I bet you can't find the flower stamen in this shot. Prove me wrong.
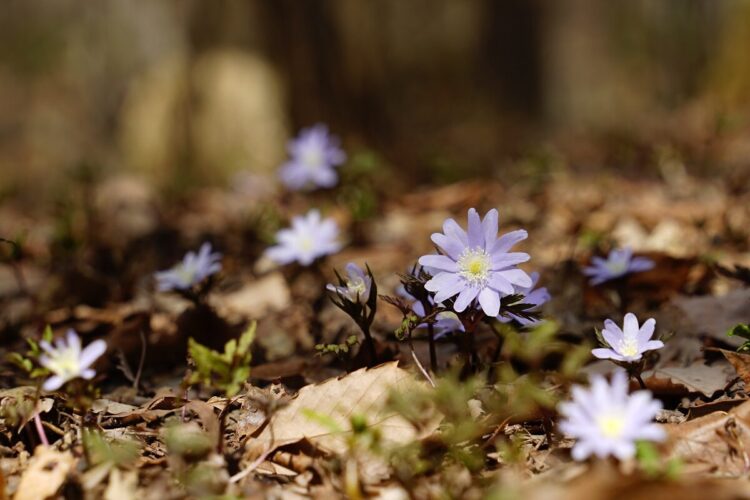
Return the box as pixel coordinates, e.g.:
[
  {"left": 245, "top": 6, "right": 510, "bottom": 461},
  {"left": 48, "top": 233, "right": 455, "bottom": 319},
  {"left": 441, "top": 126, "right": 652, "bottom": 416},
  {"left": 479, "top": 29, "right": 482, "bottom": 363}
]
[{"left": 458, "top": 247, "right": 491, "bottom": 287}]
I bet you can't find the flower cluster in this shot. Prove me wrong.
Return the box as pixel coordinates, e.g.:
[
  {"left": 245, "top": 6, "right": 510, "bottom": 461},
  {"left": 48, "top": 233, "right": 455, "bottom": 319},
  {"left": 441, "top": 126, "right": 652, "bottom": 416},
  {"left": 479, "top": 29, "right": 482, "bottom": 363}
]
[
  {"left": 279, "top": 124, "right": 346, "bottom": 191},
  {"left": 583, "top": 247, "right": 654, "bottom": 285},
  {"left": 419, "top": 208, "right": 531, "bottom": 317},
  {"left": 558, "top": 370, "right": 665, "bottom": 460},
  {"left": 155, "top": 242, "right": 222, "bottom": 292},
  {"left": 39, "top": 329, "right": 107, "bottom": 391},
  {"left": 265, "top": 209, "right": 341, "bottom": 266}
]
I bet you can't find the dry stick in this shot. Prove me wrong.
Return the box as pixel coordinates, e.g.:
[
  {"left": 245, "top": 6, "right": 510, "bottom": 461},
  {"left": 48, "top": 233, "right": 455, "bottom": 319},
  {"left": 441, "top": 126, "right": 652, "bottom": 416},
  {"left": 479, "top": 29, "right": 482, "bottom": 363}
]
[
  {"left": 133, "top": 330, "right": 147, "bottom": 391},
  {"left": 229, "top": 425, "right": 276, "bottom": 483},
  {"left": 408, "top": 336, "right": 435, "bottom": 388}
]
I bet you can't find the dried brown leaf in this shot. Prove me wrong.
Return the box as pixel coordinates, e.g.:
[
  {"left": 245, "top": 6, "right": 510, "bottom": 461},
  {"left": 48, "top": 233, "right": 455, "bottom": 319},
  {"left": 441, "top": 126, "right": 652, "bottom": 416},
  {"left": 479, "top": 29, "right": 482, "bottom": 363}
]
[{"left": 247, "top": 362, "right": 435, "bottom": 459}]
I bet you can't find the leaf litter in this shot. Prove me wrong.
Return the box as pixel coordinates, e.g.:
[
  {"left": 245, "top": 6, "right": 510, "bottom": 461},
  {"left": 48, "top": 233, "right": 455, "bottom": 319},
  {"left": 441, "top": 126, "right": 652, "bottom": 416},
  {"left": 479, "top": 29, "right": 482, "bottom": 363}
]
[{"left": 0, "top": 162, "right": 750, "bottom": 498}]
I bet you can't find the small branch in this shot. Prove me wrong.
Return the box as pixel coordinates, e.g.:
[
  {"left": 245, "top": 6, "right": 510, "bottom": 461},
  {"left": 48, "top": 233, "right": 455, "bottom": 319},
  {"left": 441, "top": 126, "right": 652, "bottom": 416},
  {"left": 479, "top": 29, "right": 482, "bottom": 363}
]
[{"left": 408, "top": 336, "right": 435, "bottom": 388}]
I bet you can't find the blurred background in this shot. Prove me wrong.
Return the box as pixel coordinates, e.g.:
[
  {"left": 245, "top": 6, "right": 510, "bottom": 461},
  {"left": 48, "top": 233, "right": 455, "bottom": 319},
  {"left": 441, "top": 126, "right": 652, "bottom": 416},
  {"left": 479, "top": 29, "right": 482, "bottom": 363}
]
[{"left": 2, "top": 0, "right": 750, "bottom": 202}]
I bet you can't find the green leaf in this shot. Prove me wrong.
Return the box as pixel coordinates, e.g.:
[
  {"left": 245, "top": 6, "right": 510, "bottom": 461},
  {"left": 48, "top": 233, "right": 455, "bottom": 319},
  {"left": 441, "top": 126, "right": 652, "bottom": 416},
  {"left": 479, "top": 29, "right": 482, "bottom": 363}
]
[{"left": 187, "top": 322, "right": 256, "bottom": 397}]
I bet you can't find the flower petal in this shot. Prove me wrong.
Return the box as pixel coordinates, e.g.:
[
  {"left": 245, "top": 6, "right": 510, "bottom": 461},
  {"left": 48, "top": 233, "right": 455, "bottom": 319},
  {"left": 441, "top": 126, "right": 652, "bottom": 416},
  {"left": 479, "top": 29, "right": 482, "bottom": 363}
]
[
  {"left": 466, "top": 209, "right": 483, "bottom": 248},
  {"left": 623, "top": 313, "right": 639, "bottom": 337},
  {"left": 418, "top": 254, "right": 459, "bottom": 272},
  {"left": 79, "top": 339, "right": 107, "bottom": 369},
  {"left": 477, "top": 288, "right": 500, "bottom": 316},
  {"left": 43, "top": 375, "right": 66, "bottom": 392},
  {"left": 481, "top": 209, "right": 499, "bottom": 251},
  {"left": 492, "top": 229, "right": 527, "bottom": 253},
  {"left": 453, "top": 286, "right": 480, "bottom": 312},
  {"left": 636, "top": 318, "right": 656, "bottom": 344},
  {"left": 442, "top": 218, "right": 468, "bottom": 245},
  {"left": 431, "top": 233, "right": 464, "bottom": 260}
]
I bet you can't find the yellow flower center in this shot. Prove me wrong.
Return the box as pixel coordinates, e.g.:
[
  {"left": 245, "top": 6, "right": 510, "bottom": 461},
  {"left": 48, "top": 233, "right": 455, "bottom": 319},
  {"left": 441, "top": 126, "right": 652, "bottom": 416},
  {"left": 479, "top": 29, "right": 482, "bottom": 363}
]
[
  {"left": 620, "top": 337, "right": 639, "bottom": 357},
  {"left": 347, "top": 278, "right": 367, "bottom": 298},
  {"left": 47, "top": 350, "right": 81, "bottom": 378},
  {"left": 302, "top": 149, "right": 323, "bottom": 169},
  {"left": 597, "top": 415, "right": 625, "bottom": 438},
  {"left": 605, "top": 259, "right": 628, "bottom": 276},
  {"left": 458, "top": 248, "right": 491, "bottom": 287},
  {"left": 299, "top": 237, "right": 314, "bottom": 252}
]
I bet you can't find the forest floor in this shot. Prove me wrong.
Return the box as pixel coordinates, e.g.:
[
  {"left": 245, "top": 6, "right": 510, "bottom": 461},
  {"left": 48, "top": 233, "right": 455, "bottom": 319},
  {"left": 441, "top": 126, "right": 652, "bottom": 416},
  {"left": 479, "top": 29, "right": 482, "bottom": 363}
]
[{"left": 1, "top": 161, "right": 750, "bottom": 499}]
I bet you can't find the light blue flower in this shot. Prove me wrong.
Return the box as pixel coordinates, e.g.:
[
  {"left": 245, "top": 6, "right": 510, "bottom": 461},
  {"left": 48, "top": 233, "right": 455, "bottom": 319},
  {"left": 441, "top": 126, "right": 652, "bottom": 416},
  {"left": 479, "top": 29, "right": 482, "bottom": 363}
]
[
  {"left": 497, "top": 272, "right": 550, "bottom": 327},
  {"left": 279, "top": 124, "right": 346, "bottom": 190},
  {"left": 418, "top": 208, "right": 531, "bottom": 317},
  {"left": 327, "top": 263, "right": 372, "bottom": 304},
  {"left": 592, "top": 312, "right": 664, "bottom": 363},
  {"left": 583, "top": 247, "right": 654, "bottom": 285},
  {"left": 39, "top": 329, "right": 107, "bottom": 391},
  {"left": 265, "top": 209, "right": 341, "bottom": 266},
  {"left": 558, "top": 370, "right": 665, "bottom": 461},
  {"left": 154, "top": 242, "right": 222, "bottom": 291}
]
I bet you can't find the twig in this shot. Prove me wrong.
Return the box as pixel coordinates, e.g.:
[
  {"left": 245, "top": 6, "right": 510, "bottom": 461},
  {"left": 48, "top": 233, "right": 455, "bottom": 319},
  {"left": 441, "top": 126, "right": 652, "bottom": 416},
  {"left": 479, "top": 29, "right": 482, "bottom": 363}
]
[
  {"left": 133, "top": 330, "right": 147, "bottom": 391},
  {"left": 408, "top": 337, "right": 435, "bottom": 388},
  {"left": 229, "top": 425, "right": 276, "bottom": 483}
]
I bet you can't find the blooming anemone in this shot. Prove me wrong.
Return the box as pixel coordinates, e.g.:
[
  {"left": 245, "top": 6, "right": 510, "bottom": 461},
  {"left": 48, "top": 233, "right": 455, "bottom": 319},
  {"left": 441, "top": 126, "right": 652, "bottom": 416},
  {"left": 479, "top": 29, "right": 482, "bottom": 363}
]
[
  {"left": 558, "top": 370, "right": 665, "bottom": 460},
  {"left": 279, "top": 124, "right": 346, "bottom": 190},
  {"left": 592, "top": 312, "right": 664, "bottom": 363},
  {"left": 497, "top": 271, "right": 550, "bottom": 327},
  {"left": 265, "top": 209, "right": 342, "bottom": 266},
  {"left": 418, "top": 208, "right": 532, "bottom": 317},
  {"left": 583, "top": 247, "right": 654, "bottom": 285},
  {"left": 327, "top": 263, "right": 372, "bottom": 304},
  {"left": 155, "top": 242, "right": 222, "bottom": 292},
  {"left": 39, "top": 329, "right": 107, "bottom": 391}
]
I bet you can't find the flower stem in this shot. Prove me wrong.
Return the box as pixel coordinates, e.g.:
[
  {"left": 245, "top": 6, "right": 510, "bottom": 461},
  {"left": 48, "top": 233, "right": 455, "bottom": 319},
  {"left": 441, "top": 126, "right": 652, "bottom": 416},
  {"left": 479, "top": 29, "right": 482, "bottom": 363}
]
[
  {"left": 33, "top": 411, "right": 49, "bottom": 447},
  {"left": 427, "top": 322, "right": 437, "bottom": 373}
]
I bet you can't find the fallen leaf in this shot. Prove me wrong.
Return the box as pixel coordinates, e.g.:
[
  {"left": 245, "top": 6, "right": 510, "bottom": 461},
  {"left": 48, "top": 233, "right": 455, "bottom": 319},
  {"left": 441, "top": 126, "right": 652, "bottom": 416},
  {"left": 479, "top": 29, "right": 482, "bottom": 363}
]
[
  {"left": 13, "top": 446, "right": 76, "bottom": 500},
  {"left": 209, "top": 272, "right": 290, "bottom": 321},
  {"left": 643, "top": 362, "right": 736, "bottom": 397},
  {"left": 670, "top": 288, "right": 750, "bottom": 343},
  {"left": 666, "top": 400, "right": 750, "bottom": 476},
  {"left": 247, "top": 362, "right": 435, "bottom": 459}
]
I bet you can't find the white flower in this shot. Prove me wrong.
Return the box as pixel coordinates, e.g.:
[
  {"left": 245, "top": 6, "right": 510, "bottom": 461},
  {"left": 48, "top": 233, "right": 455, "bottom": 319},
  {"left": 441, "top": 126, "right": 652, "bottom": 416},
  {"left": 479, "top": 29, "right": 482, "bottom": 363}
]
[
  {"left": 558, "top": 370, "right": 665, "bottom": 461},
  {"left": 592, "top": 312, "right": 664, "bottom": 363},
  {"left": 265, "top": 209, "right": 342, "bottom": 266},
  {"left": 39, "top": 329, "right": 107, "bottom": 391}
]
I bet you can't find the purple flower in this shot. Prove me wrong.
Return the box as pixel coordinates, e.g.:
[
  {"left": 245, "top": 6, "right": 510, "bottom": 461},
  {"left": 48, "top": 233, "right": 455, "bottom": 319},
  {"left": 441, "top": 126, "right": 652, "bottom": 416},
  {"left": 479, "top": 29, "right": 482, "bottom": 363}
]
[
  {"left": 279, "top": 124, "right": 346, "bottom": 190},
  {"left": 583, "top": 247, "right": 654, "bottom": 285},
  {"left": 592, "top": 312, "right": 664, "bottom": 363},
  {"left": 558, "top": 370, "right": 665, "bottom": 461},
  {"left": 265, "top": 209, "right": 342, "bottom": 266},
  {"left": 397, "top": 286, "right": 465, "bottom": 338},
  {"left": 39, "top": 329, "right": 107, "bottom": 391},
  {"left": 418, "top": 208, "right": 532, "bottom": 317},
  {"left": 154, "top": 242, "right": 222, "bottom": 292},
  {"left": 327, "top": 263, "right": 372, "bottom": 304},
  {"left": 497, "top": 271, "right": 550, "bottom": 327}
]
